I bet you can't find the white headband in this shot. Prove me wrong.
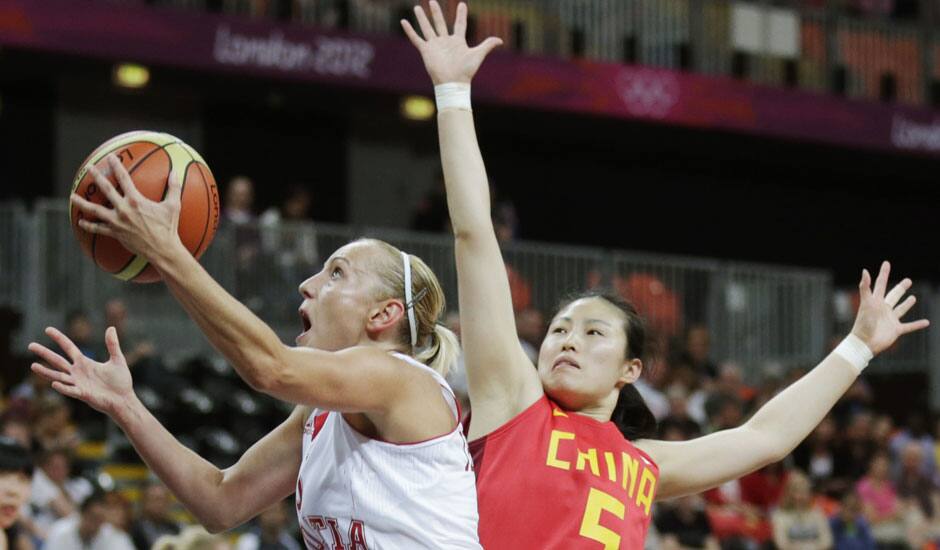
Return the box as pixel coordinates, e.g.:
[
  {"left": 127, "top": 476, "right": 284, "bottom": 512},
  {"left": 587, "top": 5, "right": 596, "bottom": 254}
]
[{"left": 402, "top": 251, "right": 418, "bottom": 347}]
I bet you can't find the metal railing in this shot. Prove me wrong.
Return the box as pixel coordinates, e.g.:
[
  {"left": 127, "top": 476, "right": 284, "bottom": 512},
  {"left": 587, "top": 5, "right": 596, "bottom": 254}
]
[
  {"left": 0, "top": 199, "right": 844, "bottom": 381},
  {"left": 121, "top": 0, "right": 940, "bottom": 107}
]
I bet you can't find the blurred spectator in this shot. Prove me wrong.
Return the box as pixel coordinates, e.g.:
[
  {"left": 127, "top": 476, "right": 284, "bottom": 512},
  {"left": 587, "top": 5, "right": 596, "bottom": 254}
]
[
  {"left": 222, "top": 176, "right": 261, "bottom": 278},
  {"left": 834, "top": 411, "right": 877, "bottom": 482},
  {"left": 44, "top": 487, "right": 134, "bottom": 550},
  {"left": 657, "top": 384, "right": 702, "bottom": 440},
  {"left": 870, "top": 414, "right": 895, "bottom": 451},
  {"left": 703, "top": 391, "right": 743, "bottom": 434},
  {"left": 895, "top": 441, "right": 936, "bottom": 518},
  {"left": 130, "top": 481, "right": 180, "bottom": 550},
  {"left": 619, "top": 274, "right": 681, "bottom": 339},
  {"left": 8, "top": 374, "right": 50, "bottom": 412},
  {"left": 889, "top": 413, "right": 936, "bottom": 480},
  {"left": 829, "top": 491, "right": 876, "bottom": 550},
  {"left": 831, "top": 379, "right": 873, "bottom": 426},
  {"left": 515, "top": 308, "right": 544, "bottom": 364},
  {"left": 634, "top": 377, "right": 669, "bottom": 423},
  {"left": 703, "top": 475, "right": 773, "bottom": 547},
  {"left": 104, "top": 491, "right": 133, "bottom": 535},
  {"left": 27, "top": 447, "right": 93, "bottom": 536},
  {"left": 259, "top": 184, "right": 318, "bottom": 265},
  {"left": 793, "top": 416, "right": 838, "bottom": 492},
  {"left": 491, "top": 185, "right": 530, "bottom": 313},
  {"left": 235, "top": 500, "right": 300, "bottom": 550},
  {"left": 740, "top": 463, "right": 788, "bottom": 513},
  {"left": 31, "top": 397, "right": 80, "bottom": 452},
  {"left": 490, "top": 183, "right": 518, "bottom": 243},
  {"left": 258, "top": 184, "right": 320, "bottom": 318},
  {"left": 678, "top": 325, "right": 719, "bottom": 380},
  {"left": 0, "top": 306, "right": 28, "bottom": 397},
  {"left": 65, "top": 310, "right": 99, "bottom": 361},
  {"left": 713, "top": 363, "right": 756, "bottom": 407},
  {"left": 856, "top": 451, "right": 908, "bottom": 548},
  {"left": 103, "top": 299, "right": 155, "bottom": 370},
  {"left": 771, "top": 470, "right": 833, "bottom": 549},
  {"left": 0, "top": 416, "right": 32, "bottom": 451},
  {"left": 222, "top": 176, "right": 257, "bottom": 227},
  {"left": 0, "top": 437, "right": 33, "bottom": 550},
  {"left": 410, "top": 173, "right": 449, "bottom": 232},
  {"left": 655, "top": 495, "right": 719, "bottom": 550}
]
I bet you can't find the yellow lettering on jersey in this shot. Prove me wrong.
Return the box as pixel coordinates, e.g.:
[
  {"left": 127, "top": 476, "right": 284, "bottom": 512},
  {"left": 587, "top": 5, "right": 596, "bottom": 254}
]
[
  {"left": 546, "top": 430, "right": 575, "bottom": 470},
  {"left": 576, "top": 448, "right": 600, "bottom": 477},
  {"left": 579, "top": 488, "right": 625, "bottom": 550},
  {"left": 635, "top": 467, "right": 657, "bottom": 516},
  {"left": 552, "top": 408, "right": 568, "bottom": 417},
  {"left": 621, "top": 453, "right": 639, "bottom": 498},
  {"left": 603, "top": 451, "right": 617, "bottom": 482}
]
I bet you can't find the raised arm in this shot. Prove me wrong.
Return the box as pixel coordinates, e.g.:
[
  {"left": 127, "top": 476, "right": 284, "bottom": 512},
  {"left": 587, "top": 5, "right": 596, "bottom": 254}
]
[
  {"left": 70, "top": 157, "right": 432, "bottom": 414},
  {"left": 638, "top": 262, "right": 929, "bottom": 500},
  {"left": 402, "top": 1, "right": 542, "bottom": 438},
  {"left": 29, "top": 327, "right": 301, "bottom": 533}
]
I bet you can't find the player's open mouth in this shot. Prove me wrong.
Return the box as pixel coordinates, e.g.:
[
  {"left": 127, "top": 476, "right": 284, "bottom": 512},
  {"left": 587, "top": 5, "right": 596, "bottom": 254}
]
[
  {"left": 552, "top": 356, "right": 581, "bottom": 370},
  {"left": 297, "top": 309, "right": 312, "bottom": 342}
]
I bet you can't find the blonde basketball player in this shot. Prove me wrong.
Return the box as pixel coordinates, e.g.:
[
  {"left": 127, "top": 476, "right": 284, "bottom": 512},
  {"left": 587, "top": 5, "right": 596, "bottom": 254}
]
[
  {"left": 403, "top": 2, "right": 930, "bottom": 547},
  {"left": 31, "top": 156, "right": 480, "bottom": 549}
]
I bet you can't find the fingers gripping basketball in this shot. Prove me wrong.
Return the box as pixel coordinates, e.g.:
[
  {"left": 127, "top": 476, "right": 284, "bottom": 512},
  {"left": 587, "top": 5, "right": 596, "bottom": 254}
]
[{"left": 70, "top": 131, "right": 220, "bottom": 283}]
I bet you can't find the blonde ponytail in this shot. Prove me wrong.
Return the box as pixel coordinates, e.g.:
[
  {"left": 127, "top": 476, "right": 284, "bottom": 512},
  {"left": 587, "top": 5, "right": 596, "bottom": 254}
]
[{"left": 416, "top": 324, "right": 460, "bottom": 377}]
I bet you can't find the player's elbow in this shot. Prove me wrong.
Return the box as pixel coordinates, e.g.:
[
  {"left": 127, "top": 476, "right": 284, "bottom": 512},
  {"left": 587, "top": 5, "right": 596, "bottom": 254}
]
[{"left": 755, "top": 434, "right": 791, "bottom": 466}]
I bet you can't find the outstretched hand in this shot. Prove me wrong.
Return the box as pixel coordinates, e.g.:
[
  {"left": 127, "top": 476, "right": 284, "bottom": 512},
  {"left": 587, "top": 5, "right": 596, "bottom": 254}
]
[
  {"left": 852, "top": 261, "right": 929, "bottom": 355},
  {"left": 401, "top": 1, "right": 503, "bottom": 85},
  {"left": 70, "top": 154, "right": 184, "bottom": 262},
  {"left": 28, "top": 327, "right": 136, "bottom": 417}
]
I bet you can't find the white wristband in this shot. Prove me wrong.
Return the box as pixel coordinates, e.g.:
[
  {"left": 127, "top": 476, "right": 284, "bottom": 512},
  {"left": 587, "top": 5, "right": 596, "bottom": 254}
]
[
  {"left": 833, "top": 334, "right": 874, "bottom": 375},
  {"left": 435, "top": 82, "right": 471, "bottom": 111}
]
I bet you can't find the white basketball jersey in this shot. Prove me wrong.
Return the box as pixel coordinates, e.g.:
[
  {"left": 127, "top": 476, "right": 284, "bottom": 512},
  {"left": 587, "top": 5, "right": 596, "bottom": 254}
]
[{"left": 295, "top": 353, "right": 481, "bottom": 550}]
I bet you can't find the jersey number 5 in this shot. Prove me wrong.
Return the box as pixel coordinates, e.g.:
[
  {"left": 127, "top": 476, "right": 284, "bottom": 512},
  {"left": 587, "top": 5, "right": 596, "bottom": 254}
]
[{"left": 578, "top": 487, "right": 625, "bottom": 550}]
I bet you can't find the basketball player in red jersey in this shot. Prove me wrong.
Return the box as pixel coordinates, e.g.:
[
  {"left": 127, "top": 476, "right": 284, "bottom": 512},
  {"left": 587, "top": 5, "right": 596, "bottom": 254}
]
[
  {"left": 30, "top": 159, "right": 481, "bottom": 548},
  {"left": 403, "top": 3, "right": 929, "bottom": 548}
]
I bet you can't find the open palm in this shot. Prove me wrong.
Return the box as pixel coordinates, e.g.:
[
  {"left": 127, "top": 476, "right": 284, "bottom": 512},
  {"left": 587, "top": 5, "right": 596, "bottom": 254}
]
[
  {"left": 401, "top": 1, "right": 502, "bottom": 85},
  {"left": 851, "top": 261, "right": 929, "bottom": 355},
  {"left": 29, "top": 326, "right": 135, "bottom": 416}
]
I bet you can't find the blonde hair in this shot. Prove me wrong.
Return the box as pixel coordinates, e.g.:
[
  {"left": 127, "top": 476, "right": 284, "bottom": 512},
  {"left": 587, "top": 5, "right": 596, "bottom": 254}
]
[
  {"left": 359, "top": 238, "right": 460, "bottom": 377},
  {"left": 778, "top": 470, "right": 812, "bottom": 511}
]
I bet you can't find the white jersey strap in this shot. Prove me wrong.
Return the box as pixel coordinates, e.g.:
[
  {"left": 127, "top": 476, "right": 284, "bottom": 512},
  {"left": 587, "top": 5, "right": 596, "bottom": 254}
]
[{"left": 391, "top": 352, "right": 459, "bottom": 422}]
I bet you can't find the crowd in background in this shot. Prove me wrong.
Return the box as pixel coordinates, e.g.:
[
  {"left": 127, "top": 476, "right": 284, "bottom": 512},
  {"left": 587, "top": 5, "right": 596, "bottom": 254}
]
[{"left": 0, "top": 175, "right": 937, "bottom": 550}]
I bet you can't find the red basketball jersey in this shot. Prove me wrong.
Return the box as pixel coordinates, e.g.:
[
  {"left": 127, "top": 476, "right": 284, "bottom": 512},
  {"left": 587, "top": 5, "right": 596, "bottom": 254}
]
[{"left": 470, "top": 395, "right": 659, "bottom": 549}]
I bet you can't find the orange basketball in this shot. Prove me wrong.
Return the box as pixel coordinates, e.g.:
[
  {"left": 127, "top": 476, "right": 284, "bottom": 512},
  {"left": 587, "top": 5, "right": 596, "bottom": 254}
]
[{"left": 69, "top": 131, "right": 220, "bottom": 283}]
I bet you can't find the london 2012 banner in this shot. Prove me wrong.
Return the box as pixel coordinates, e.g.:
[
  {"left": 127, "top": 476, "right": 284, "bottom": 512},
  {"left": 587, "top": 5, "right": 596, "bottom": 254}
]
[{"left": 1, "top": 0, "right": 938, "bottom": 156}]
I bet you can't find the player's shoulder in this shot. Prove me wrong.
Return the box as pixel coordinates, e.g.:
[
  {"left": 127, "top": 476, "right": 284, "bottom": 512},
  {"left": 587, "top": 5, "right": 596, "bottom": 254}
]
[{"left": 339, "top": 346, "right": 427, "bottom": 377}]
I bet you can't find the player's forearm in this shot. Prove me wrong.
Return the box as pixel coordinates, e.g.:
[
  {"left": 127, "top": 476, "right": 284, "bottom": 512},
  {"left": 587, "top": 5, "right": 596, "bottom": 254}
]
[
  {"left": 437, "top": 108, "right": 494, "bottom": 240},
  {"left": 112, "top": 394, "right": 233, "bottom": 531},
  {"left": 150, "top": 241, "right": 286, "bottom": 390},
  {"left": 744, "top": 349, "right": 857, "bottom": 462}
]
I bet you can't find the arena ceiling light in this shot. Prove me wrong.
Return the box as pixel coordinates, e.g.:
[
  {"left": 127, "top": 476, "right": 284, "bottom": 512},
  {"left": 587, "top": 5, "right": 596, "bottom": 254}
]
[
  {"left": 113, "top": 62, "right": 150, "bottom": 89},
  {"left": 401, "top": 95, "right": 435, "bottom": 121}
]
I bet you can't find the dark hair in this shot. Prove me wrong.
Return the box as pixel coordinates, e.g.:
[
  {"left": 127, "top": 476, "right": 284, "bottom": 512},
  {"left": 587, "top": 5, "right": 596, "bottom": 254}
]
[
  {"left": 80, "top": 484, "right": 108, "bottom": 513},
  {"left": 554, "top": 289, "right": 657, "bottom": 440},
  {"left": 0, "top": 437, "right": 33, "bottom": 476}
]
